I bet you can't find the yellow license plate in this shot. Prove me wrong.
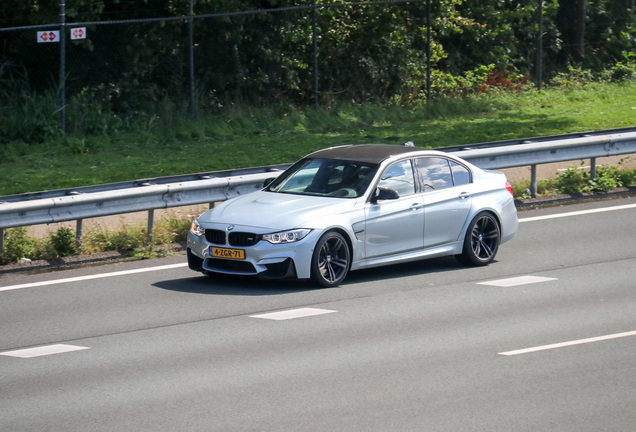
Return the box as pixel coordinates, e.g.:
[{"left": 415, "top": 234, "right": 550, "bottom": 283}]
[{"left": 210, "top": 247, "right": 245, "bottom": 260}]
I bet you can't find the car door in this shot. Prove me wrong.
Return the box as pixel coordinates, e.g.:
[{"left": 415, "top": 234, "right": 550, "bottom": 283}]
[
  {"left": 363, "top": 159, "right": 425, "bottom": 259},
  {"left": 415, "top": 157, "right": 473, "bottom": 248}
]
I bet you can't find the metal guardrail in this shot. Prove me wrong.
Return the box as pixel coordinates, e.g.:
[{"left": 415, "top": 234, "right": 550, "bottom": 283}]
[
  {"left": 453, "top": 129, "right": 636, "bottom": 193},
  {"left": 452, "top": 131, "right": 636, "bottom": 168},
  {"left": 0, "top": 168, "right": 289, "bottom": 253},
  {"left": 1, "top": 129, "right": 636, "bottom": 253},
  {"left": 0, "top": 164, "right": 291, "bottom": 204},
  {"left": 440, "top": 126, "right": 636, "bottom": 153}
]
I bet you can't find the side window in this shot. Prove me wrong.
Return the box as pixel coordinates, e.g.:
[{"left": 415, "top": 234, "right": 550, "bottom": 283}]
[
  {"left": 416, "top": 157, "right": 453, "bottom": 191},
  {"left": 378, "top": 160, "right": 415, "bottom": 197},
  {"left": 450, "top": 161, "right": 471, "bottom": 186}
]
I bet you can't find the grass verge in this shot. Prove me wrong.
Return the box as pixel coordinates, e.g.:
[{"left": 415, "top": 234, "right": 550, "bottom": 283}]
[{"left": 1, "top": 81, "right": 635, "bottom": 195}]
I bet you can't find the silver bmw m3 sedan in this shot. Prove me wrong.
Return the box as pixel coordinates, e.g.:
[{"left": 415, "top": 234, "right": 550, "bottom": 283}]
[{"left": 187, "top": 144, "right": 518, "bottom": 287}]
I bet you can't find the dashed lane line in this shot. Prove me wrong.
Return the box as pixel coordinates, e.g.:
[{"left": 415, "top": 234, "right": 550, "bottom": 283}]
[
  {"left": 499, "top": 330, "right": 636, "bottom": 356},
  {"left": 477, "top": 276, "right": 557, "bottom": 287},
  {"left": 250, "top": 308, "right": 337, "bottom": 321},
  {"left": 0, "top": 344, "right": 90, "bottom": 358}
]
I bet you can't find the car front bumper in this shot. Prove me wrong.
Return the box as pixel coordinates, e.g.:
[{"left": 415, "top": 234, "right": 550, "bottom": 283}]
[{"left": 186, "top": 226, "right": 320, "bottom": 280}]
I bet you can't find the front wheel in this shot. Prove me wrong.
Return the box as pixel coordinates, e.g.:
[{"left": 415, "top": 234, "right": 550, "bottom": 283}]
[
  {"left": 311, "top": 231, "right": 351, "bottom": 287},
  {"left": 456, "top": 212, "right": 500, "bottom": 266}
]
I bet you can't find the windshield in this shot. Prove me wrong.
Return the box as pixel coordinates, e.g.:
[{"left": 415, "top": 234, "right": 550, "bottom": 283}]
[{"left": 266, "top": 158, "right": 378, "bottom": 198}]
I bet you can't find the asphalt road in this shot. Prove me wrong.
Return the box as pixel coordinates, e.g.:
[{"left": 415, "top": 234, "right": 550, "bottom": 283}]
[{"left": 1, "top": 197, "right": 635, "bottom": 431}]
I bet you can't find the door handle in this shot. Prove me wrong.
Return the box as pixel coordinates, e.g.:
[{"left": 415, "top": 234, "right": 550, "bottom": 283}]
[
  {"left": 458, "top": 192, "right": 471, "bottom": 199},
  {"left": 410, "top": 203, "right": 424, "bottom": 210}
]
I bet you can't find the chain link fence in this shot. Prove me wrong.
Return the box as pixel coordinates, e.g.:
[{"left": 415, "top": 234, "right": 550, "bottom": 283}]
[{"left": 1, "top": 1, "right": 634, "bottom": 135}]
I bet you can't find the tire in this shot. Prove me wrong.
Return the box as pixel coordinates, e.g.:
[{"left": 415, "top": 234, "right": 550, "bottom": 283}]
[
  {"left": 457, "top": 212, "right": 500, "bottom": 266},
  {"left": 311, "top": 231, "right": 351, "bottom": 287}
]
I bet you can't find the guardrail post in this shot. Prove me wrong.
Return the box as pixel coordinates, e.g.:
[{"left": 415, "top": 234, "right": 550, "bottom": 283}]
[
  {"left": 76, "top": 219, "right": 83, "bottom": 252},
  {"left": 590, "top": 157, "right": 597, "bottom": 180},
  {"left": 147, "top": 209, "right": 154, "bottom": 243},
  {"left": 530, "top": 164, "right": 538, "bottom": 196}
]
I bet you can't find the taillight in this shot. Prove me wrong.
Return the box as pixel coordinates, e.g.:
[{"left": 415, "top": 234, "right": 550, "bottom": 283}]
[{"left": 505, "top": 181, "right": 514, "bottom": 196}]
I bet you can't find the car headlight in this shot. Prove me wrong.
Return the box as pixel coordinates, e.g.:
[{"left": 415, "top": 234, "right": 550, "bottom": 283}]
[
  {"left": 190, "top": 220, "right": 205, "bottom": 237},
  {"left": 262, "top": 229, "right": 311, "bottom": 244}
]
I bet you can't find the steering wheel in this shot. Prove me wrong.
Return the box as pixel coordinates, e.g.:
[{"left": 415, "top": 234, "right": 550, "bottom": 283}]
[{"left": 328, "top": 188, "right": 357, "bottom": 197}]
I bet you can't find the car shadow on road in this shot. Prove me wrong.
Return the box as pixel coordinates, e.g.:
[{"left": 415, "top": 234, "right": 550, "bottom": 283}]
[
  {"left": 153, "top": 273, "right": 317, "bottom": 296},
  {"left": 343, "top": 256, "right": 469, "bottom": 285},
  {"left": 154, "top": 256, "right": 474, "bottom": 295}
]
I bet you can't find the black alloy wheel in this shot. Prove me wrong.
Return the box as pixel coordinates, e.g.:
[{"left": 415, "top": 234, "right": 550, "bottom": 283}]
[
  {"left": 457, "top": 212, "right": 500, "bottom": 266},
  {"left": 311, "top": 231, "right": 351, "bottom": 287}
]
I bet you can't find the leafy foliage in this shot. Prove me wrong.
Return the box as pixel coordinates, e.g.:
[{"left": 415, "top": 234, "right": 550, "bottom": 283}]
[
  {"left": 1, "top": 0, "right": 633, "bottom": 120},
  {"left": 557, "top": 161, "right": 627, "bottom": 194},
  {"left": 1, "top": 227, "right": 36, "bottom": 264},
  {"left": 50, "top": 227, "right": 79, "bottom": 257},
  {"left": 557, "top": 163, "right": 591, "bottom": 194},
  {"left": 0, "top": 215, "right": 194, "bottom": 264}
]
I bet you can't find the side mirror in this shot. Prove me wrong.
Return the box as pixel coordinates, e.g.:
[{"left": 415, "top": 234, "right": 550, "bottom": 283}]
[
  {"left": 372, "top": 187, "right": 399, "bottom": 202},
  {"left": 263, "top": 177, "right": 276, "bottom": 188}
]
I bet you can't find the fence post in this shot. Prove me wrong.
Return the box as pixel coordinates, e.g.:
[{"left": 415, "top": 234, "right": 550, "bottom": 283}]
[
  {"left": 531, "top": 164, "right": 538, "bottom": 196},
  {"left": 426, "top": 0, "right": 431, "bottom": 102},
  {"left": 188, "top": 0, "right": 196, "bottom": 117},
  {"left": 312, "top": 0, "right": 319, "bottom": 109},
  {"left": 537, "top": 0, "right": 543, "bottom": 90},
  {"left": 59, "top": 0, "right": 66, "bottom": 133}
]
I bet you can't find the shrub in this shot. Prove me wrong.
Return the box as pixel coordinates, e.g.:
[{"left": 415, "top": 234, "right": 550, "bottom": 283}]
[
  {"left": 556, "top": 163, "right": 589, "bottom": 194},
  {"left": 152, "top": 217, "right": 192, "bottom": 245},
  {"left": 555, "top": 162, "right": 627, "bottom": 194},
  {"left": 616, "top": 168, "right": 636, "bottom": 187},
  {"left": 511, "top": 179, "right": 559, "bottom": 199},
  {"left": 1, "top": 227, "right": 37, "bottom": 264},
  {"left": 82, "top": 226, "right": 146, "bottom": 253},
  {"left": 50, "top": 227, "right": 79, "bottom": 257},
  {"left": 588, "top": 165, "right": 622, "bottom": 193}
]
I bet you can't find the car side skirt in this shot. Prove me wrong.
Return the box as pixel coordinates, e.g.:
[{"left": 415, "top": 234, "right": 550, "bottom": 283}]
[{"left": 351, "top": 242, "right": 462, "bottom": 271}]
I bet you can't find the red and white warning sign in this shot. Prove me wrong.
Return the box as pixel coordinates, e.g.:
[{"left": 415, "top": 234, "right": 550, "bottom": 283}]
[
  {"left": 37, "top": 31, "right": 60, "bottom": 43},
  {"left": 70, "top": 27, "right": 87, "bottom": 40}
]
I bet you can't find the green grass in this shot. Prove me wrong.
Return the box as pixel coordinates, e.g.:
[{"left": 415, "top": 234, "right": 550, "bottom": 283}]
[{"left": 1, "top": 81, "right": 635, "bottom": 195}]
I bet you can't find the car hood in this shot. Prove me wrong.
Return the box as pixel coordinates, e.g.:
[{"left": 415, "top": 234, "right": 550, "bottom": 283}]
[{"left": 198, "top": 191, "right": 359, "bottom": 230}]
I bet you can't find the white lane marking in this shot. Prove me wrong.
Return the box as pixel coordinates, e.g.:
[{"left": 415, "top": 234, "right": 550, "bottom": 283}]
[
  {"left": 477, "top": 275, "right": 557, "bottom": 287},
  {"left": 250, "top": 308, "right": 337, "bottom": 321},
  {"left": 0, "top": 263, "right": 188, "bottom": 293},
  {"left": 0, "top": 344, "right": 90, "bottom": 358},
  {"left": 499, "top": 330, "right": 636, "bottom": 356},
  {"left": 519, "top": 203, "right": 636, "bottom": 223}
]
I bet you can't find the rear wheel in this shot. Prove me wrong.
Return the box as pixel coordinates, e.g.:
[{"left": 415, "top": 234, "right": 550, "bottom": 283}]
[
  {"left": 457, "top": 212, "right": 500, "bottom": 266},
  {"left": 311, "top": 231, "right": 351, "bottom": 287}
]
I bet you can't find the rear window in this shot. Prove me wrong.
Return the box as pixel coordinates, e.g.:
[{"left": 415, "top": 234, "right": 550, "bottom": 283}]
[{"left": 416, "top": 157, "right": 453, "bottom": 191}]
